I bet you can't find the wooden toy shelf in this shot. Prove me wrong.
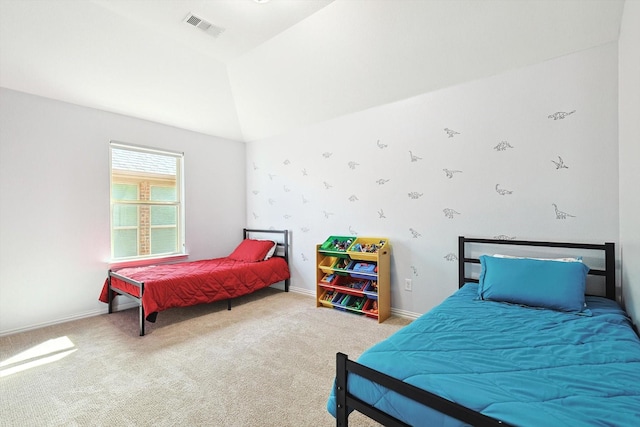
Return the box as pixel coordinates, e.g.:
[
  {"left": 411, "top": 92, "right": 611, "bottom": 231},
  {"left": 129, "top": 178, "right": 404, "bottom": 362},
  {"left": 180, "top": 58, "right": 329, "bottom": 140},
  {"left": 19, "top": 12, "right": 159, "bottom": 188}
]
[{"left": 315, "top": 236, "right": 391, "bottom": 323}]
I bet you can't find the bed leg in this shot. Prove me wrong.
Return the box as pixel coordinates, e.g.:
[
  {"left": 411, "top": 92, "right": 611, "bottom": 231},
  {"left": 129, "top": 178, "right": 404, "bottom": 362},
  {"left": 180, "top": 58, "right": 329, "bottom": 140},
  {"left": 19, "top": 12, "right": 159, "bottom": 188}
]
[
  {"left": 107, "top": 275, "right": 114, "bottom": 314},
  {"left": 227, "top": 299, "right": 231, "bottom": 311},
  {"left": 139, "top": 305, "right": 145, "bottom": 336},
  {"left": 336, "top": 352, "right": 349, "bottom": 427},
  {"left": 285, "top": 278, "right": 290, "bottom": 292}
]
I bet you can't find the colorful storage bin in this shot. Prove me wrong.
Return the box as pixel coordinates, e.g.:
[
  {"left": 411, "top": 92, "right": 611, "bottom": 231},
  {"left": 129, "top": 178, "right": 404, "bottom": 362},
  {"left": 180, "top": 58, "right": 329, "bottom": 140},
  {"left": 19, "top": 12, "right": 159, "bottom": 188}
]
[
  {"left": 319, "top": 236, "right": 356, "bottom": 255},
  {"left": 347, "top": 237, "right": 388, "bottom": 261},
  {"left": 332, "top": 276, "right": 369, "bottom": 295},
  {"left": 363, "top": 281, "right": 378, "bottom": 299},
  {"left": 331, "top": 292, "right": 351, "bottom": 311},
  {"left": 320, "top": 273, "right": 337, "bottom": 285},
  {"left": 345, "top": 296, "right": 366, "bottom": 311},
  {"left": 332, "top": 257, "right": 351, "bottom": 271},
  {"left": 362, "top": 298, "right": 379, "bottom": 318},
  {"left": 319, "top": 289, "right": 336, "bottom": 308},
  {"left": 348, "top": 261, "right": 377, "bottom": 279},
  {"left": 319, "top": 256, "right": 339, "bottom": 274}
]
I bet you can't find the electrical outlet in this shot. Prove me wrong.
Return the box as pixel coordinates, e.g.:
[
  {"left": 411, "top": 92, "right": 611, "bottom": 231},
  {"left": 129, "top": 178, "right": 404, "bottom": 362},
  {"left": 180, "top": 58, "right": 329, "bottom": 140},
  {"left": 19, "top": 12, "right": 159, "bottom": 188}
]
[{"left": 405, "top": 278, "right": 412, "bottom": 291}]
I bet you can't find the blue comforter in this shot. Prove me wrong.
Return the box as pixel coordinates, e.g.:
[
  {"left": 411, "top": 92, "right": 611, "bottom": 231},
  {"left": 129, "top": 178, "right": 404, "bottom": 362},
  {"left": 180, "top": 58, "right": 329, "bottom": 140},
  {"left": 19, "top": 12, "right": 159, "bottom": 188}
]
[{"left": 328, "top": 284, "right": 640, "bottom": 426}]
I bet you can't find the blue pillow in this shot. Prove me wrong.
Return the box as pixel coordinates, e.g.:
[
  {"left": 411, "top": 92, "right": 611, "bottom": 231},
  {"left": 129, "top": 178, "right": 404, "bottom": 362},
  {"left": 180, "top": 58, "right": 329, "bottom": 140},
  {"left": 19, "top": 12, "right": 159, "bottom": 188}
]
[{"left": 478, "top": 255, "right": 590, "bottom": 313}]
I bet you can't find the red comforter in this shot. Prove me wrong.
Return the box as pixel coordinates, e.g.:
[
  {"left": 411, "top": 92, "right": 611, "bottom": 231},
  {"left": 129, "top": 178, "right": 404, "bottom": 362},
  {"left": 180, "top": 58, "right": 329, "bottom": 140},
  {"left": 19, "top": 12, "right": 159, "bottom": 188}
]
[{"left": 99, "top": 256, "right": 290, "bottom": 316}]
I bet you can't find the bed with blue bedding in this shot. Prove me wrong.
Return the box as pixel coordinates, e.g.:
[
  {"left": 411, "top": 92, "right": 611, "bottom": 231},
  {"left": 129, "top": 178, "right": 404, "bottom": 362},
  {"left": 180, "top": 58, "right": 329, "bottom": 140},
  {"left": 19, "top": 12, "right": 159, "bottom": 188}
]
[{"left": 328, "top": 237, "right": 640, "bottom": 426}]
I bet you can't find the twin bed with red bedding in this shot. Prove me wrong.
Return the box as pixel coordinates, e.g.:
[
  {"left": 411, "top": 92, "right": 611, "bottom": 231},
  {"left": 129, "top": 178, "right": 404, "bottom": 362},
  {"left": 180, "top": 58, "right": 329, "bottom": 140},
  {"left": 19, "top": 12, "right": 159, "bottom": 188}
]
[{"left": 99, "top": 229, "right": 290, "bottom": 335}]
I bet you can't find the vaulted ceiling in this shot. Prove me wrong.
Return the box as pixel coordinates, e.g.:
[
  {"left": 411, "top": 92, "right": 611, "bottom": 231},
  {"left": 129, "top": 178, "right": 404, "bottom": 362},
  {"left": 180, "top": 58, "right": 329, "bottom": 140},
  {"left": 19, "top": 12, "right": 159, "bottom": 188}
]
[{"left": 0, "top": 0, "right": 626, "bottom": 142}]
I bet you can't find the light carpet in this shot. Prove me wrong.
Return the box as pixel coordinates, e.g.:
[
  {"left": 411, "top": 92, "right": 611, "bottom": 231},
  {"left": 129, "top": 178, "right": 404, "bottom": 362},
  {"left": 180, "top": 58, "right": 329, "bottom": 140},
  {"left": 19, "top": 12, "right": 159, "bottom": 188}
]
[{"left": 0, "top": 288, "right": 412, "bottom": 426}]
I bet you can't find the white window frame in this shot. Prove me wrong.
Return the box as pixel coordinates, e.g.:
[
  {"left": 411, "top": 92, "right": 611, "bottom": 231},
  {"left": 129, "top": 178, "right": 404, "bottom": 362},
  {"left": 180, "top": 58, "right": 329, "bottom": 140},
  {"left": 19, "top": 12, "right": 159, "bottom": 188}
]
[{"left": 109, "top": 141, "right": 186, "bottom": 266}]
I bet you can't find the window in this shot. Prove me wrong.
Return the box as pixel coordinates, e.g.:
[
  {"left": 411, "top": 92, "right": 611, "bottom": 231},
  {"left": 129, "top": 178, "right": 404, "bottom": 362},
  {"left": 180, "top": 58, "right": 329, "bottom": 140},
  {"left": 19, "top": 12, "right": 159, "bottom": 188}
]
[{"left": 110, "top": 142, "right": 185, "bottom": 262}]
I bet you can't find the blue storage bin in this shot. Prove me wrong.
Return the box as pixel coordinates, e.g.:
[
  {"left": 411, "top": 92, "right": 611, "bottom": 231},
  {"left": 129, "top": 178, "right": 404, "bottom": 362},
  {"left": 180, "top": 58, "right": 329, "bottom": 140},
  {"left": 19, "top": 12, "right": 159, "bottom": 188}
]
[
  {"left": 348, "top": 261, "right": 377, "bottom": 279},
  {"left": 331, "top": 292, "right": 351, "bottom": 311}
]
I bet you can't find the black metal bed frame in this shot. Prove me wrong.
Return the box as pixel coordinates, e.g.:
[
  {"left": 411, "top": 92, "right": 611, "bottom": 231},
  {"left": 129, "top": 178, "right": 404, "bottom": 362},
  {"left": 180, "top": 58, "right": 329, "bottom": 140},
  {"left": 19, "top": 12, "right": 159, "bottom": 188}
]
[
  {"left": 106, "top": 228, "right": 290, "bottom": 336},
  {"left": 335, "top": 236, "right": 616, "bottom": 427}
]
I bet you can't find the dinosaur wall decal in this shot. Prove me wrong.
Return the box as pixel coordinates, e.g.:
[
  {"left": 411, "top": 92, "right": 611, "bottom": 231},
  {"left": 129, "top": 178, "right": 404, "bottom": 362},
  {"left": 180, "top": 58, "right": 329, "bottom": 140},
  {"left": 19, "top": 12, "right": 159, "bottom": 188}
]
[
  {"left": 443, "top": 208, "right": 461, "bottom": 219},
  {"left": 494, "top": 141, "right": 514, "bottom": 151},
  {"left": 443, "top": 168, "right": 462, "bottom": 178},
  {"left": 495, "top": 184, "right": 513, "bottom": 195},
  {"left": 444, "top": 128, "right": 460, "bottom": 138},
  {"left": 552, "top": 203, "right": 576, "bottom": 219},
  {"left": 552, "top": 156, "right": 569, "bottom": 169},
  {"left": 409, "top": 151, "right": 422, "bottom": 162},
  {"left": 548, "top": 110, "right": 576, "bottom": 120}
]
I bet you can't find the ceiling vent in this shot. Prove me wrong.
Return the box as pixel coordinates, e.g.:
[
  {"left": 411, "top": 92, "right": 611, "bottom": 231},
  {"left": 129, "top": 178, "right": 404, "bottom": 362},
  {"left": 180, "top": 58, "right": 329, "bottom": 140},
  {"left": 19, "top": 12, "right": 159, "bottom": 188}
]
[{"left": 183, "top": 13, "right": 225, "bottom": 38}]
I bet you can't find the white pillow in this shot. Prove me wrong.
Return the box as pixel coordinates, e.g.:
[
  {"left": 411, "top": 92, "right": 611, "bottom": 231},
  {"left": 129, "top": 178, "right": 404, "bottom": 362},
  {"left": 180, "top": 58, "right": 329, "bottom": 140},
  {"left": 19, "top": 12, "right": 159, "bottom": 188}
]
[
  {"left": 492, "top": 254, "right": 582, "bottom": 262},
  {"left": 263, "top": 241, "right": 277, "bottom": 260}
]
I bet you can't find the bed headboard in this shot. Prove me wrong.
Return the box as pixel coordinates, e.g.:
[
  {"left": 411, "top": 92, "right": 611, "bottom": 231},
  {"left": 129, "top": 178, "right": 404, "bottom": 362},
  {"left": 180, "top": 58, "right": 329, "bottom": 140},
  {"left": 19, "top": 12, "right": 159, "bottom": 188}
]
[
  {"left": 243, "top": 228, "right": 289, "bottom": 264},
  {"left": 458, "top": 236, "right": 616, "bottom": 300}
]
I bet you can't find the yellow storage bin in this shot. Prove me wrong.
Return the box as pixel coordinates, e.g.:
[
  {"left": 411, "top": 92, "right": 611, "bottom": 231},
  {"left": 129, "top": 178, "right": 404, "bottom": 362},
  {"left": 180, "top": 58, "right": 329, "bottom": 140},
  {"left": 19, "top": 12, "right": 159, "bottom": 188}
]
[
  {"left": 347, "top": 237, "right": 389, "bottom": 261},
  {"left": 319, "top": 256, "right": 339, "bottom": 274},
  {"left": 319, "top": 289, "right": 337, "bottom": 308}
]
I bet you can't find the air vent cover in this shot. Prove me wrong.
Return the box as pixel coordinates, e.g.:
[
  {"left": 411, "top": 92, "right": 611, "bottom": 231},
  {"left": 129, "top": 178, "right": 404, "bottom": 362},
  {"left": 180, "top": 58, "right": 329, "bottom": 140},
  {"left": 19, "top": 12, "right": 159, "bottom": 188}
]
[{"left": 183, "top": 13, "right": 225, "bottom": 38}]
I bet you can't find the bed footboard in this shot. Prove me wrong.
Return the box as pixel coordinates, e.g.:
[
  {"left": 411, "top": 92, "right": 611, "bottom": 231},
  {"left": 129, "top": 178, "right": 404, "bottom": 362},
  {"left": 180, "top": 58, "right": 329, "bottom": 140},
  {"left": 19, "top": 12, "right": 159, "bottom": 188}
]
[
  {"left": 108, "top": 270, "right": 146, "bottom": 336},
  {"left": 335, "top": 353, "right": 508, "bottom": 427}
]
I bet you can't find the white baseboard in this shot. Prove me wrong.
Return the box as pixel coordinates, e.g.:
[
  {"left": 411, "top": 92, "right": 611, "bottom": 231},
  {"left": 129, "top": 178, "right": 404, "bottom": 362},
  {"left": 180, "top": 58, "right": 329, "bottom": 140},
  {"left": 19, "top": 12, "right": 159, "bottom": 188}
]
[
  {"left": 0, "top": 309, "right": 101, "bottom": 337},
  {"left": 391, "top": 307, "right": 421, "bottom": 319},
  {"left": 288, "top": 286, "right": 315, "bottom": 298},
  {"left": 0, "top": 301, "right": 141, "bottom": 337}
]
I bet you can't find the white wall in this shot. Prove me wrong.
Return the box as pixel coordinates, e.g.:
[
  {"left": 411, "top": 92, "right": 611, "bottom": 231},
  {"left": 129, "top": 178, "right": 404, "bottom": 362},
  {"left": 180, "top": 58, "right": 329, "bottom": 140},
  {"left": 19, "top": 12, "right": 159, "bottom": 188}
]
[
  {"left": 246, "top": 43, "right": 619, "bottom": 316},
  {"left": 619, "top": 0, "right": 640, "bottom": 328},
  {"left": 229, "top": 0, "right": 623, "bottom": 141},
  {"left": 0, "top": 88, "right": 246, "bottom": 335}
]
